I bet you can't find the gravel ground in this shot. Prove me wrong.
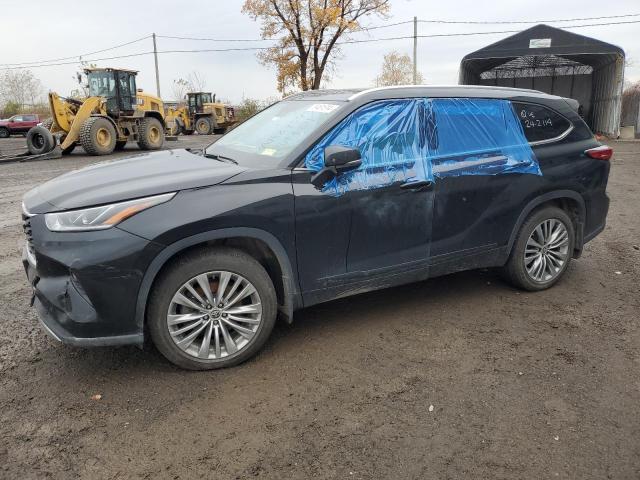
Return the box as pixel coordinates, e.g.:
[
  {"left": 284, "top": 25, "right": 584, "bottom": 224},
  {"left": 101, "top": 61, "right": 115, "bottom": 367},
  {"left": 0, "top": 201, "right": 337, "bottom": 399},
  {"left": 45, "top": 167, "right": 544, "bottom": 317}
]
[{"left": 0, "top": 137, "right": 638, "bottom": 479}]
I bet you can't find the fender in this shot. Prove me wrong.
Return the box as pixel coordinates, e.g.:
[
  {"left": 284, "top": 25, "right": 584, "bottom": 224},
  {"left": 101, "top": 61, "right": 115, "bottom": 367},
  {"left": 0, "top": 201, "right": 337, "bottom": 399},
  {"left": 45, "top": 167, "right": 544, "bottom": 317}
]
[
  {"left": 133, "top": 227, "right": 301, "bottom": 332},
  {"left": 506, "top": 189, "right": 586, "bottom": 256}
]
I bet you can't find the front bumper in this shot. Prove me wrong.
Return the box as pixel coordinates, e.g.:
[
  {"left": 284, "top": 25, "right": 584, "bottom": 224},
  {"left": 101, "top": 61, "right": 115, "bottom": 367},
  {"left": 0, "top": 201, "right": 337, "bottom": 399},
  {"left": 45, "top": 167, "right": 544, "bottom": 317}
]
[{"left": 22, "top": 213, "right": 163, "bottom": 347}]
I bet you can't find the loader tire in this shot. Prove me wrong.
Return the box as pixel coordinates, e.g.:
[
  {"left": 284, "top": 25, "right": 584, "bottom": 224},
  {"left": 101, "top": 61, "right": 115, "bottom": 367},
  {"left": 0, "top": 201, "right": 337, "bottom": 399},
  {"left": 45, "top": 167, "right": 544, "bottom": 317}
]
[
  {"left": 168, "top": 122, "right": 182, "bottom": 136},
  {"left": 26, "top": 126, "right": 55, "bottom": 155},
  {"left": 137, "top": 117, "right": 164, "bottom": 150},
  {"left": 79, "top": 117, "right": 116, "bottom": 155},
  {"left": 195, "top": 117, "right": 213, "bottom": 135}
]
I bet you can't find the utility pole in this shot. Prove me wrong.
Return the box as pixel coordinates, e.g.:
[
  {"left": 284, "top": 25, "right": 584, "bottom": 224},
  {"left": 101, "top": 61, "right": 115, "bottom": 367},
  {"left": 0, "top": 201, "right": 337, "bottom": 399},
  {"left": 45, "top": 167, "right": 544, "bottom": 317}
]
[
  {"left": 152, "top": 33, "right": 161, "bottom": 98},
  {"left": 412, "top": 17, "right": 418, "bottom": 85}
]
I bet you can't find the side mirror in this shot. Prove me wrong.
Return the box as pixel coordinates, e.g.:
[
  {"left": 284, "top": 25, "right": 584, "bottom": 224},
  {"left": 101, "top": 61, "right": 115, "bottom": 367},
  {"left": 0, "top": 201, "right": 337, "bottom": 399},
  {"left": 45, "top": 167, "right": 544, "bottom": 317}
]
[
  {"left": 324, "top": 145, "right": 362, "bottom": 170},
  {"left": 310, "top": 145, "right": 362, "bottom": 189}
]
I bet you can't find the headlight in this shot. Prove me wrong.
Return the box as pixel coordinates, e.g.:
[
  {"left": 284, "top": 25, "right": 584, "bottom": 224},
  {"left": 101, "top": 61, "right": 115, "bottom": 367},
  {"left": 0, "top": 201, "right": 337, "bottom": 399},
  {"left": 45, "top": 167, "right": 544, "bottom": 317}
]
[{"left": 45, "top": 192, "right": 175, "bottom": 232}]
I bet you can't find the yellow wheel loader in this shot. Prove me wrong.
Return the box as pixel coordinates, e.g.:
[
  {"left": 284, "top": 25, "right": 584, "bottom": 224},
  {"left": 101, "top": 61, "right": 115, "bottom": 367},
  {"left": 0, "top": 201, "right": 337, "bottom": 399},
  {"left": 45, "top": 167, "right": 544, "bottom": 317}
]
[
  {"left": 28, "top": 67, "right": 166, "bottom": 156},
  {"left": 166, "top": 92, "right": 236, "bottom": 136}
]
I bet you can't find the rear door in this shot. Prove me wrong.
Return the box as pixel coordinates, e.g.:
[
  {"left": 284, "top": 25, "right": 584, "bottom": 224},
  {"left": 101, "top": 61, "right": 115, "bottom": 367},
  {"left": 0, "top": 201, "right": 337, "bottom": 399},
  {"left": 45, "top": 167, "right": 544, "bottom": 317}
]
[
  {"left": 293, "top": 99, "right": 434, "bottom": 305},
  {"left": 429, "top": 98, "right": 567, "bottom": 262}
]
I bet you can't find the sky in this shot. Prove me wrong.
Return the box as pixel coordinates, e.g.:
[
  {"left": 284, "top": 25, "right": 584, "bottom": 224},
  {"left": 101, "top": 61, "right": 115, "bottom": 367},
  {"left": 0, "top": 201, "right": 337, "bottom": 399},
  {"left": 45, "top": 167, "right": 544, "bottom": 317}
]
[{"left": 1, "top": 0, "right": 639, "bottom": 104}]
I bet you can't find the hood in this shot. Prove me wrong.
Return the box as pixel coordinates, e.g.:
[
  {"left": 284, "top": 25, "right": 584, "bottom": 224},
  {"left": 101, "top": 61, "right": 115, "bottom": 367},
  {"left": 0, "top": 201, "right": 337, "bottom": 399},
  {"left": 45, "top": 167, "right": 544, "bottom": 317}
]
[{"left": 23, "top": 148, "right": 245, "bottom": 213}]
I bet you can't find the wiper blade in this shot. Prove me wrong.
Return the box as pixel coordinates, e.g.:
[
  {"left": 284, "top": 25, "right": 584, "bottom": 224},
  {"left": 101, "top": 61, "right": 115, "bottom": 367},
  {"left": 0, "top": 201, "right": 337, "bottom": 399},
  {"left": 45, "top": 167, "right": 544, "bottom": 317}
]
[{"left": 204, "top": 153, "right": 238, "bottom": 165}]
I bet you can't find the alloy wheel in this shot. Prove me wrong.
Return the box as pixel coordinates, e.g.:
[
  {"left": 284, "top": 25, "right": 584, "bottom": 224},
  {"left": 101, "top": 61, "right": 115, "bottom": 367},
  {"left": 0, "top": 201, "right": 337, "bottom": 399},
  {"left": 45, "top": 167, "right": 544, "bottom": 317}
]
[
  {"left": 166, "top": 271, "right": 262, "bottom": 360},
  {"left": 524, "top": 218, "right": 570, "bottom": 283}
]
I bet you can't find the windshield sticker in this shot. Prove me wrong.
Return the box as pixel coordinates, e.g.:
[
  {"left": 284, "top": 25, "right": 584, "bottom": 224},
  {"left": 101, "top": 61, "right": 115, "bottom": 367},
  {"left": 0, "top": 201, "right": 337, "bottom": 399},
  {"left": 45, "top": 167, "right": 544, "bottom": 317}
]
[
  {"left": 261, "top": 148, "right": 277, "bottom": 156},
  {"left": 307, "top": 104, "right": 340, "bottom": 113}
]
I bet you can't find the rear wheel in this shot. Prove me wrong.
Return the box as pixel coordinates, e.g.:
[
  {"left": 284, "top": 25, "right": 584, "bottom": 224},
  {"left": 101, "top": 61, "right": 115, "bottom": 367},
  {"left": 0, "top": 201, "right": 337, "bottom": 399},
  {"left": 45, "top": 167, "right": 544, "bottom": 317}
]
[
  {"left": 148, "top": 248, "right": 277, "bottom": 370},
  {"left": 137, "top": 117, "right": 164, "bottom": 150},
  {"left": 502, "top": 206, "right": 575, "bottom": 291},
  {"left": 26, "top": 126, "right": 55, "bottom": 154},
  {"left": 79, "top": 117, "right": 116, "bottom": 155},
  {"left": 195, "top": 117, "right": 213, "bottom": 135}
]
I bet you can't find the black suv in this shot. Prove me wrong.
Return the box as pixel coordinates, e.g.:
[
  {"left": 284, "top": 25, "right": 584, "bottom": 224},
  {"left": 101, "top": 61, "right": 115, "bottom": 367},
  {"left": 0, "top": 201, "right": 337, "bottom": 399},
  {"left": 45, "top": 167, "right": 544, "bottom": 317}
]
[{"left": 22, "top": 86, "right": 611, "bottom": 370}]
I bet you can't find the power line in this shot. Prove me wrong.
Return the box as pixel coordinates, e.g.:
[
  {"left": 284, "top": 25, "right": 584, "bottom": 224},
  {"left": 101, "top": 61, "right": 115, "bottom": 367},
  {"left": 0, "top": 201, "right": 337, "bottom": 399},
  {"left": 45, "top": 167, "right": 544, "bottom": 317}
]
[
  {"left": 0, "top": 52, "right": 153, "bottom": 70},
  {"left": 1, "top": 18, "right": 638, "bottom": 71},
  {"left": 418, "top": 13, "right": 640, "bottom": 25},
  {"left": 0, "top": 35, "right": 151, "bottom": 67}
]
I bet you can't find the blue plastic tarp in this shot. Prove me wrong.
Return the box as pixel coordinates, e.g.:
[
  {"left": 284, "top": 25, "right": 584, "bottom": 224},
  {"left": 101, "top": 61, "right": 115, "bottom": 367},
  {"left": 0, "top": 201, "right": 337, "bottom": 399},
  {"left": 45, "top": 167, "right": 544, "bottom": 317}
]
[{"left": 304, "top": 97, "right": 540, "bottom": 196}]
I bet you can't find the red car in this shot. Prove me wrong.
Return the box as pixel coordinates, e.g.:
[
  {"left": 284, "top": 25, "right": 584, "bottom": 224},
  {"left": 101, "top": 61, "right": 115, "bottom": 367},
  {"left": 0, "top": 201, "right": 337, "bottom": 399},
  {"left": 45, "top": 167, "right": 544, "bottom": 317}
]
[{"left": 0, "top": 114, "right": 40, "bottom": 138}]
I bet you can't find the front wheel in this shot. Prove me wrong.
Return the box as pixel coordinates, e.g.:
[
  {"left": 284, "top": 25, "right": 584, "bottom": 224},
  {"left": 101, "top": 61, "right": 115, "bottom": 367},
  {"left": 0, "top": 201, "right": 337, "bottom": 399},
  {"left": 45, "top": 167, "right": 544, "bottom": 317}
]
[
  {"left": 79, "top": 116, "right": 116, "bottom": 155},
  {"left": 0, "top": 127, "right": 9, "bottom": 138},
  {"left": 147, "top": 248, "right": 277, "bottom": 370},
  {"left": 137, "top": 117, "right": 164, "bottom": 150},
  {"left": 502, "top": 206, "right": 575, "bottom": 291},
  {"left": 195, "top": 117, "right": 213, "bottom": 135}
]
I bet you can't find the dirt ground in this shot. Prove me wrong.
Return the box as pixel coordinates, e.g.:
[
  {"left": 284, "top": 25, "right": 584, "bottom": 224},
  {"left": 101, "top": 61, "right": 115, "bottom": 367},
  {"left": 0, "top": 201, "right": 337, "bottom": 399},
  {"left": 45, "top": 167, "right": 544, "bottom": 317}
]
[{"left": 0, "top": 137, "right": 638, "bottom": 480}]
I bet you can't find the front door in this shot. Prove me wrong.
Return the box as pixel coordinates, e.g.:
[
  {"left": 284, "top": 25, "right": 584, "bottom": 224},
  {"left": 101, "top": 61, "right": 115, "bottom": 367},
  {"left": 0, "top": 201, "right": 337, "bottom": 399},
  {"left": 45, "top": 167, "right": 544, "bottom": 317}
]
[{"left": 293, "top": 99, "right": 434, "bottom": 306}]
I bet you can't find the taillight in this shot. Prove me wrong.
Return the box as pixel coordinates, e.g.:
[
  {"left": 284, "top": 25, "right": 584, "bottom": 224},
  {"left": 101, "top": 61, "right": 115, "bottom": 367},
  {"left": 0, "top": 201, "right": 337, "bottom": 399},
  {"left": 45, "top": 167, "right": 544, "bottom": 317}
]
[{"left": 585, "top": 145, "right": 613, "bottom": 160}]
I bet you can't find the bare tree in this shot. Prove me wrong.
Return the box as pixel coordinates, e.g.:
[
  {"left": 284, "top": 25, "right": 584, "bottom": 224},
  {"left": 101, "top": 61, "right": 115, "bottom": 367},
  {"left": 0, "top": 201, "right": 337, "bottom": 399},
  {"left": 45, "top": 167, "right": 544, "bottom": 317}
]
[
  {"left": 186, "top": 71, "right": 207, "bottom": 92},
  {"left": 172, "top": 78, "right": 189, "bottom": 102},
  {"left": 0, "top": 69, "right": 44, "bottom": 111},
  {"left": 374, "top": 51, "right": 423, "bottom": 87},
  {"left": 243, "top": 0, "right": 390, "bottom": 93},
  {"left": 171, "top": 72, "right": 208, "bottom": 101}
]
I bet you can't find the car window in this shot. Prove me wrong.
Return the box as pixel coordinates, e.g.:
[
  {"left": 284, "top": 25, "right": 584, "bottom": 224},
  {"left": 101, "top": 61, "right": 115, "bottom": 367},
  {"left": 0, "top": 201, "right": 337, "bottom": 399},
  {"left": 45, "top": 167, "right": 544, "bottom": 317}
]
[
  {"left": 12, "top": 116, "right": 23, "bottom": 122},
  {"left": 512, "top": 102, "right": 572, "bottom": 143},
  {"left": 304, "top": 99, "right": 430, "bottom": 195},
  {"left": 426, "top": 98, "right": 541, "bottom": 178},
  {"left": 24, "top": 115, "right": 36, "bottom": 121}
]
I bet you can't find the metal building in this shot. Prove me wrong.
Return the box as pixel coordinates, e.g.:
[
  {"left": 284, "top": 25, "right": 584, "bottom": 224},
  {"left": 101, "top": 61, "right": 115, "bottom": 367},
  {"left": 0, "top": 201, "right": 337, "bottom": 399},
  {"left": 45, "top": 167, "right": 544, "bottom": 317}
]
[{"left": 459, "top": 24, "right": 625, "bottom": 136}]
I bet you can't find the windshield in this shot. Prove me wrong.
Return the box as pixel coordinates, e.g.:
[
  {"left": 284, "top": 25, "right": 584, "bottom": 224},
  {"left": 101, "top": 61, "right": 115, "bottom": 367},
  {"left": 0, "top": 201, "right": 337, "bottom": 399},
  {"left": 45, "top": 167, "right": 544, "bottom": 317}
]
[
  {"left": 206, "top": 100, "right": 342, "bottom": 165},
  {"left": 88, "top": 71, "right": 116, "bottom": 98}
]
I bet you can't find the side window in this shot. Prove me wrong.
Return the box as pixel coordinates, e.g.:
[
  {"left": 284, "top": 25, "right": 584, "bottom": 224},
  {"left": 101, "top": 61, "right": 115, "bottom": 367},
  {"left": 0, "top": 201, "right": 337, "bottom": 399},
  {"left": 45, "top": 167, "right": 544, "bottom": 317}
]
[
  {"left": 512, "top": 102, "right": 572, "bottom": 143},
  {"left": 305, "top": 99, "right": 430, "bottom": 195},
  {"left": 427, "top": 98, "right": 541, "bottom": 178},
  {"left": 11, "top": 116, "right": 23, "bottom": 122},
  {"left": 24, "top": 115, "right": 36, "bottom": 121}
]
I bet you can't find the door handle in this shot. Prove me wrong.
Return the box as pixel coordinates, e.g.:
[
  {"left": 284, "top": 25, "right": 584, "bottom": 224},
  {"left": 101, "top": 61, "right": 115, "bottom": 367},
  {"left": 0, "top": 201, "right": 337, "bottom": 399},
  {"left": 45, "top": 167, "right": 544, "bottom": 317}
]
[{"left": 400, "top": 179, "right": 433, "bottom": 191}]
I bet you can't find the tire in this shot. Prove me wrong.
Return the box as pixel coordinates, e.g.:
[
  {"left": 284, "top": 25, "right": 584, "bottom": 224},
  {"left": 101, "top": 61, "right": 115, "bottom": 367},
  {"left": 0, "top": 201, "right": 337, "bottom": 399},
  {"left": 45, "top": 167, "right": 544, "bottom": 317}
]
[
  {"left": 502, "top": 206, "right": 575, "bottom": 291},
  {"left": 213, "top": 127, "right": 227, "bottom": 135},
  {"left": 137, "top": 117, "right": 164, "bottom": 150},
  {"left": 148, "top": 247, "right": 277, "bottom": 370},
  {"left": 79, "top": 116, "right": 116, "bottom": 155},
  {"left": 114, "top": 140, "right": 127, "bottom": 151},
  {"left": 195, "top": 117, "right": 213, "bottom": 135},
  {"left": 168, "top": 122, "right": 182, "bottom": 136},
  {"left": 0, "top": 127, "right": 9, "bottom": 138},
  {"left": 26, "top": 126, "right": 55, "bottom": 155}
]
